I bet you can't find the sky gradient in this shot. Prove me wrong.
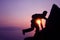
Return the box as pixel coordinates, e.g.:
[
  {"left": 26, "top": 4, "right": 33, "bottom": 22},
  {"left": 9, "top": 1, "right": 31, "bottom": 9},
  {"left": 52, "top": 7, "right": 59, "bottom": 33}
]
[
  {"left": 0, "top": 0, "right": 60, "bottom": 40},
  {"left": 0, "top": 0, "right": 60, "bottom": 28}
]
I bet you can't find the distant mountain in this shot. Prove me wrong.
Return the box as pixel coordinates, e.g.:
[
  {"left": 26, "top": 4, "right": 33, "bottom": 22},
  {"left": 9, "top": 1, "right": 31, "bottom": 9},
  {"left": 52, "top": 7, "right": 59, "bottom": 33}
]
[
  {"left": 0, "top": 26, "right": 20, "bottom": 31},
  {"left": 0, "top": 26, "right": 24, "bottom": 40}
]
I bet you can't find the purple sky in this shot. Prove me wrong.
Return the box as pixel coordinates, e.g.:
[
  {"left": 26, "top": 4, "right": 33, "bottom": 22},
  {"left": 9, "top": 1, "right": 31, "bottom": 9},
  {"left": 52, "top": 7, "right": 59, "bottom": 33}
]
[
  {"left": 0, "top": 0, "right": 60, "bottom": 40},
  {"left": 0, "top": 0, "right": 60, "bottom": 28}
]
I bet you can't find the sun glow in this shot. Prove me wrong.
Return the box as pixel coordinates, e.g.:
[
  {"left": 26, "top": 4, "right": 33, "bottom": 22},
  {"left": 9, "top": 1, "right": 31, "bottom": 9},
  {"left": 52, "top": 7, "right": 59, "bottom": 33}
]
[
  {"left": 36, "top": 19, "right": 41, "bottom": 26},
  {"left": 36, "top": 18, "right": 42, "bottom": 30},
  {"left": 36, "top": 18, "right": 46, "bottom": 30},
  {"left": 41, "top": 19, "right": 46, "bottom": 28}
]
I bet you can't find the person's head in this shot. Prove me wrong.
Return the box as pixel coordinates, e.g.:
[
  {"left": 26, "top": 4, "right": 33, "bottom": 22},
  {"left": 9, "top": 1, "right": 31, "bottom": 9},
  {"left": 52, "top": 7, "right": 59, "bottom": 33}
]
[{"left": 43, "top": 11, "right": 47, "bottom": 16}]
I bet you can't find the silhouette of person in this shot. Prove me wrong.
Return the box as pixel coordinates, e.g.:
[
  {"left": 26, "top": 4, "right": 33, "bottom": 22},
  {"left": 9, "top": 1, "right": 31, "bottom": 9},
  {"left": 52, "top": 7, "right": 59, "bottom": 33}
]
[{"left": 23, "top": 11, "right": 47, "bottom": 35}]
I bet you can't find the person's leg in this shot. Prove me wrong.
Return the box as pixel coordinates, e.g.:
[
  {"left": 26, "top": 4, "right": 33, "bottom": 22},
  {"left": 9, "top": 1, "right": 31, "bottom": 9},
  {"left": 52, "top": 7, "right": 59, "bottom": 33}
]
[
  {"left": 35, "top": 26, "right": 39, "bottom": 32},
  {"left": 34, "top": 26, "right": 39, "bottom": 38},
  {"left": 23, "top": 24, "right": 34, "bottom": 35}
]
